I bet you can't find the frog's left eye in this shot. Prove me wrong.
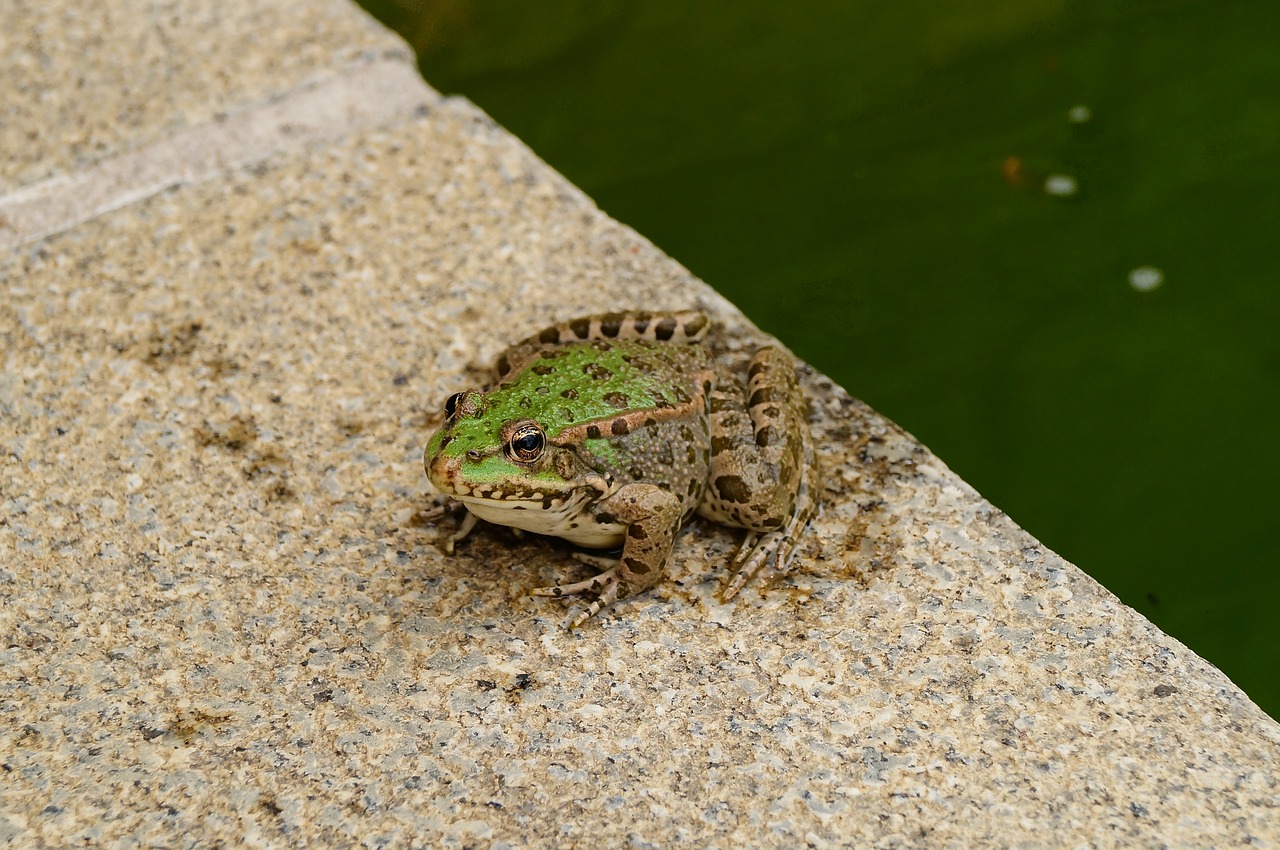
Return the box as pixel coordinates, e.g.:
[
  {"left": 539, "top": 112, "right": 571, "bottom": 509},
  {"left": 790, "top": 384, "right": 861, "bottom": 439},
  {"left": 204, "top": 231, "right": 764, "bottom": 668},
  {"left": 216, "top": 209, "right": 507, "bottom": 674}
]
[
  {"left": 444, "top": 392, "right": 464, "bottom": 418},
  {"left": 507, "top": 424, "right": 545, "bottom": 463}
]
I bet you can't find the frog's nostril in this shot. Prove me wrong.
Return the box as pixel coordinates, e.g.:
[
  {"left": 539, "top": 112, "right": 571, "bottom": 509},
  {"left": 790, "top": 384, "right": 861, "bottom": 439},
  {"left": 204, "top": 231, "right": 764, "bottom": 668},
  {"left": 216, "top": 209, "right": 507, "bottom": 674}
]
[{"left": 466, "top": 450, "right": 482, "bottom": 461}]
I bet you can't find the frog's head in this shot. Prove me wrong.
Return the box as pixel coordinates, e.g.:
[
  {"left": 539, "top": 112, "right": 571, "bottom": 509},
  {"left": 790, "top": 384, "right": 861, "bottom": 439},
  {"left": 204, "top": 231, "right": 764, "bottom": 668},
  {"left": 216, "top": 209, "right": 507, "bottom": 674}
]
[{"left": 424, "top": 389, "right": 598, "bottom": 505}]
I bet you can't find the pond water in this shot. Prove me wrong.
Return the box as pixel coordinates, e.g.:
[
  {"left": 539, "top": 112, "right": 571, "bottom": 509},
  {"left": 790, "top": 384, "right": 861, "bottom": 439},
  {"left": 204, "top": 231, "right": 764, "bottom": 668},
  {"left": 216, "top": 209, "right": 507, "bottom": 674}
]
[{"left": 362, "top": 0, "right": 1280, "bottom": 718}]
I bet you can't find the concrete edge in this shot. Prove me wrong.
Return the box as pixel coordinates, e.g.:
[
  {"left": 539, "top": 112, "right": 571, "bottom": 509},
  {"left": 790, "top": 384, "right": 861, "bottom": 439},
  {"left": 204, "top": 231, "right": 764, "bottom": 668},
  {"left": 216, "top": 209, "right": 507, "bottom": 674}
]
[{"left": 0, "top": 57, "right": 437, "bottom": 253}]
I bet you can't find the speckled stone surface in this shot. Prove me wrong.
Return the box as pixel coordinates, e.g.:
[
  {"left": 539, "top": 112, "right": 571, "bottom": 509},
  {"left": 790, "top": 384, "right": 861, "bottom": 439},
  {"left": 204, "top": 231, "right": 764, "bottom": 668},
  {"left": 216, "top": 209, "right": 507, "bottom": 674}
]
[
  {"left": 3, "top": 3, "right": 1279, "bottom": 849},
  {"left": 0, "top": 0, "right": 399, "bottom": 191}
]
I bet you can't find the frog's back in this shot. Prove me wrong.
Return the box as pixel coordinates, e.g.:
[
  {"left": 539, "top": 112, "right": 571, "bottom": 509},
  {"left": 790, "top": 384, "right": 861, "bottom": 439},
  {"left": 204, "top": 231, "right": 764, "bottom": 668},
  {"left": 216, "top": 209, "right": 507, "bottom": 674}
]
[{"left": 495, "top": 339, "right": 712, "bottom": 438}]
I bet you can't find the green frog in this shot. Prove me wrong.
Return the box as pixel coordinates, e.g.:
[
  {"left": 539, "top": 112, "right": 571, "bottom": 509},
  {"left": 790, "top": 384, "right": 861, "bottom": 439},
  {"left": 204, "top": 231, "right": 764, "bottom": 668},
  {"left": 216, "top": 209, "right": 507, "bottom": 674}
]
[{"left": 423, "top": 310, "right": 819, "bottom": 626}]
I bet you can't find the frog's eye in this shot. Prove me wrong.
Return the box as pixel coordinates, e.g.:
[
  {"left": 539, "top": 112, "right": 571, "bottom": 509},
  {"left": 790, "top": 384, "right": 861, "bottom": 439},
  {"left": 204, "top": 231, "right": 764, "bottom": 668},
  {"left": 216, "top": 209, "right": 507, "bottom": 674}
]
[
  {"left": 444, "top": 392, "right": 464, "bottom": 418},
  {"left": 507, "top": 424, "right": 545, "bottom": 463}
]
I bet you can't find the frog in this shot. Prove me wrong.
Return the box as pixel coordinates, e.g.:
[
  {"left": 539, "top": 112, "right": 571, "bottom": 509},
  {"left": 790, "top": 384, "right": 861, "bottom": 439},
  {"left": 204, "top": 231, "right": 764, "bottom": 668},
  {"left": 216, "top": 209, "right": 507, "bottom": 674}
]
[{"left": 423, "top": 310, "right": 819, "bottom": 627}]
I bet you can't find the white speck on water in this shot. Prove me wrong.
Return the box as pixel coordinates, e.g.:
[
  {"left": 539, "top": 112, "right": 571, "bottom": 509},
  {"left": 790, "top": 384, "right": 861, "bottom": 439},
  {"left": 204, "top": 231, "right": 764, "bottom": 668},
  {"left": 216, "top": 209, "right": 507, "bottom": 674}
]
[
  {"left": 1068, "top": 104, "right": 1092, "bottom": 124},
  {"left": 1044, "top": 174, "right": 1078, "bottom": 197},
  {"left": 1129, "top": 266, "right": 1164, "bottom": 292}
]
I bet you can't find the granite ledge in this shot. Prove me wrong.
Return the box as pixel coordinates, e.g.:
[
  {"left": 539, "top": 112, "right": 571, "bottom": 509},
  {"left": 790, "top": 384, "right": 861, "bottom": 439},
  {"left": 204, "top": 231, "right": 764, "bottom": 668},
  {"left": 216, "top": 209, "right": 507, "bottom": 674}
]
[{"left": 2, "top": 2, "right": 1279, "bottom": 848}]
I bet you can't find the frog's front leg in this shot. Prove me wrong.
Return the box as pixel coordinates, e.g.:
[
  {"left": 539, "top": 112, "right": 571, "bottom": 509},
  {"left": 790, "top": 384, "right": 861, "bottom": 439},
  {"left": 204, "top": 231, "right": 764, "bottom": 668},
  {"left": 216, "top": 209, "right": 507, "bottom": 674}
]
[
  {"left": 419, "top": 496, "right": 481, "bottom": 555},
  {"left": 531, "top": 482, "right": 682, "bottom": 628},
  {"left": 442, "top": 508, "right": 480, "bottom": 554}
]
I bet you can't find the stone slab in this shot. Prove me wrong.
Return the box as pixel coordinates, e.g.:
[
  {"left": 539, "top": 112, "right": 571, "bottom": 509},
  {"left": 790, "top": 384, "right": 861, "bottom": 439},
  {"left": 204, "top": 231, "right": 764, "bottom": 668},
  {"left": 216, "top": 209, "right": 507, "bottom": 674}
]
[
  {"left": 2, "top": 2, "right": 1279, "bottom": 848},
  {"left": 0, "top": 59, "right": 433, "bottom": 252},
  {"left": 0, "top": 0, "right": 401, "bottom": 191}
]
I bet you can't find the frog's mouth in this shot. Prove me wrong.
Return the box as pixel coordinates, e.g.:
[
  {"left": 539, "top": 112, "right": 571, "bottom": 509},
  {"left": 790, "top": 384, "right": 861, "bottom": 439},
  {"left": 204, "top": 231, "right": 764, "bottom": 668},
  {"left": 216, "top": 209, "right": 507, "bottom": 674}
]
[
  {"left": 426, "top": 448, "right": 626, "bottom": 548},
  {"left": 429, "top": 449, "right": 574, "bottom": 509},
  {"left": 452, "top": 490, "right": 625, "bottom": 549}
]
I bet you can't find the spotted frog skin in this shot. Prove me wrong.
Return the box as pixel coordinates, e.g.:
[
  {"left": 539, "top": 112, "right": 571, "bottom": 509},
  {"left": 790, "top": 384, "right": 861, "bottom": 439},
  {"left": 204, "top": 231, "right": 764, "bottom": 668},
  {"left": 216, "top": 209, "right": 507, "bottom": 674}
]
[{"left": 424, "top": 311, "right": 818, "bottom": 626}]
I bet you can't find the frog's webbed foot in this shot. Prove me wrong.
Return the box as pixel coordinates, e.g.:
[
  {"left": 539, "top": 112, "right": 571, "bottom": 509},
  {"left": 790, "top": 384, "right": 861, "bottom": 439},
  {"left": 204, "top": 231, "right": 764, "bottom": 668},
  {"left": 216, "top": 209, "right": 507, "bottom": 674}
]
[
  {"left": 530, "top": 560, "right": 622, "bottom": 630},
  {"left": 721, "top": 458, "right": 819, "bottom": 601},
  {"left": 722, "top": 531, "right": 778, "bottom": 601},
  {"left": 721, "top": 525, "right": 805, "bottom": 602}
]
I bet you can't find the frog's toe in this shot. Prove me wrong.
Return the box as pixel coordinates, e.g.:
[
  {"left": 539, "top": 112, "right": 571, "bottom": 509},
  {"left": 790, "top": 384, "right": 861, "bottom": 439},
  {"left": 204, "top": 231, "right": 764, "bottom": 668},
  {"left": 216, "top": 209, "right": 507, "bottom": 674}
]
[
  {"left": 531, "top": 563, "right": 626, "bottom": 628},
  {"left": 569, "top": 552, "right": 619, "bottom": 570},
  {"left": 418, "top": 497, "right": 454, "bottom": 523},
  {"left": 722, "top": 530, "right": 795, "bottom": 601},
  {"left": 530, "top": 564, "right": 618, "bottom": 598},
  {"left": 567, "top": 580, "right": 621, "bottom": 630},
  {"left": 423, "top": 500, "right": 447, "bottom": 515}
]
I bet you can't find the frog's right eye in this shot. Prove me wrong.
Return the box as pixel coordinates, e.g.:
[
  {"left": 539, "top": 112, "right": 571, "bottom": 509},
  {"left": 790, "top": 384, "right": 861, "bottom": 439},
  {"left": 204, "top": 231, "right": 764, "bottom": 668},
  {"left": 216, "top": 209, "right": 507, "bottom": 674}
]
[
  {"left": 507, "top": 424, "right": 546, "bottom": 463},
  {"left": 444, "top": 392, "right": 464, "bottom": 418}
]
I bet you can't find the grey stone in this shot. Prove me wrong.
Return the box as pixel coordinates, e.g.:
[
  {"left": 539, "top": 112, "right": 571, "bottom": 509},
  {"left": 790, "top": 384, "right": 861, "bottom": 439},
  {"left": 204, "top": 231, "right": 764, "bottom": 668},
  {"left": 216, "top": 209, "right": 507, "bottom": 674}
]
[{"left": 1, "top": 0, "right": 1278, "bottom": 848}]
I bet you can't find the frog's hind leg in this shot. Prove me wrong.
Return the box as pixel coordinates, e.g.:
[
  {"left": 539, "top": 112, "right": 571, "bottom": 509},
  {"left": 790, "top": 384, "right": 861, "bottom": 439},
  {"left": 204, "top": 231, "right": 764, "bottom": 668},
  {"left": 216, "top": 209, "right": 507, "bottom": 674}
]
[
  {"left": 720, "top": 459, "right": 818, "bottom": 600},
  {"left": 697, "top": 346, "right": 819, "bottom": 600},
  {"left": 493, "top": 311, "right": 711, "bottom": 379}
]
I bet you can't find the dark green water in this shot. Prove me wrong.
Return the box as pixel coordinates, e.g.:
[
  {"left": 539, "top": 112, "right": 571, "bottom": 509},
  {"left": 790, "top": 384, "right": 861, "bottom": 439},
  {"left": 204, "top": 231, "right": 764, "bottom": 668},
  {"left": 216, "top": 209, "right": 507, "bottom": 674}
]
[{"left": 362, "top": 0, "right": 1280, "bottom": 716}]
